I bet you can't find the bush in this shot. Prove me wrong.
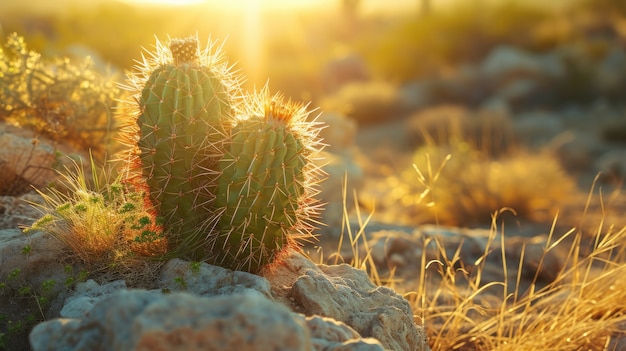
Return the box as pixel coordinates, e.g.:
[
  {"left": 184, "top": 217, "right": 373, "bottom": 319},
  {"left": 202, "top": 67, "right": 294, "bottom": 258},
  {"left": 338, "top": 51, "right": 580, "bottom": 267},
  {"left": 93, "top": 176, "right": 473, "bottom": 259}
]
[
  {"left": 320, "top": 80, "right": 403, "bottom": 125},
  {"left": 0, "top": 33, "right": 121, "bottom": 158},
  {"left": 376, "top": 140, "right": 575, "bottom": 226}
]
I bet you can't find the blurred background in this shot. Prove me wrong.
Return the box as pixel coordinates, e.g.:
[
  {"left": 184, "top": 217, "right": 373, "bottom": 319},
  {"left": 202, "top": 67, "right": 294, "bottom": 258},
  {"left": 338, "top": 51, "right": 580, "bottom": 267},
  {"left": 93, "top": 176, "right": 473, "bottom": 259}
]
[{"left": 1, "top": 0, "right": 625, "bottom": 229}]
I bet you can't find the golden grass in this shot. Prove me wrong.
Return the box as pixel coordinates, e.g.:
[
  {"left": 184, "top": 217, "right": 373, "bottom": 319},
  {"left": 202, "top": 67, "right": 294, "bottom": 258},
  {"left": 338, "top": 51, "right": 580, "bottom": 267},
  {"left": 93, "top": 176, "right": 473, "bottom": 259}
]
[
  {"left": 371, "top": 140, "right": 576, "bottom": 227},
  {"left": 331, "top": 155, "right": 626, "bottom": 350}
]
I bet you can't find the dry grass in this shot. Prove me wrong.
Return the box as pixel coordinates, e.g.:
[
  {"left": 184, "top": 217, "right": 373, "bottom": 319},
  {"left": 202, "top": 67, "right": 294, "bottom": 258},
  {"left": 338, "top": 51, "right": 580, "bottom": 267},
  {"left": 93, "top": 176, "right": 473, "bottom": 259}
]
[
  {"left": 370, "top": 140, "right": 576, "bottom": 227},
  {"left": 331, "top": 156, "right": 626, "bottom": 350}
]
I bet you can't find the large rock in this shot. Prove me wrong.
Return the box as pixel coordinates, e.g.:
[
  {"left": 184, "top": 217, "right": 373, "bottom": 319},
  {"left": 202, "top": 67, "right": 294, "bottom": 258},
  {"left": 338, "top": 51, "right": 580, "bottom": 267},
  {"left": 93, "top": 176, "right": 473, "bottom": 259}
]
[
  {"left": 480, "top": 45, "right": 564, "bottom": 84},
  {"left": 159, "top": 258, "right": 272, "bottom": 298},
  {"left": 31, "top": 290, "right": 311, "bottom": 351},
  {"left": 264, "top": 252, "right": 430, "bottom": 351},
  {"left": 0, "top": 129, "right": 57, "bottom": 195},
  {"left": 0, "top": 229, "right": 66, "bottom": 295},
  {"left": 29, "top": 252, "right": 424, "bottom": 350}
]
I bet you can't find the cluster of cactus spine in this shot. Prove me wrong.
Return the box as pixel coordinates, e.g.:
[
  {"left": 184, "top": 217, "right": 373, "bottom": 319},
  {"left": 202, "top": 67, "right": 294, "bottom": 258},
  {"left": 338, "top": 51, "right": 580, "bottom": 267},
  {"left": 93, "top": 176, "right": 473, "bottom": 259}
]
[{"left": 118, "top": 35, "right": 323, "bottom": 272}]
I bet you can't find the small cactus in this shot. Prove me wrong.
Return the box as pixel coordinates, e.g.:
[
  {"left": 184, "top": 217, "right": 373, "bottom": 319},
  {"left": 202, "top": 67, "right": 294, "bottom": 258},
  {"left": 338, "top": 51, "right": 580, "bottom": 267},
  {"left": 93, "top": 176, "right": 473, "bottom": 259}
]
[
  {"left": 118, "top": 36, "right": 324, "bottom": 272},
  {"left": 211, "top": 90, "right": 324, "bottom": 272}
]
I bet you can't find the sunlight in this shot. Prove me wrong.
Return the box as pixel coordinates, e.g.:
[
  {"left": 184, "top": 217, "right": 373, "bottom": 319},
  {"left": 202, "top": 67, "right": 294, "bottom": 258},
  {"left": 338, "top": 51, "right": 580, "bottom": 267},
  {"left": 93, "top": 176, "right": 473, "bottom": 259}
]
[{"left": 120, "top": 0, "right": 205, "bottom": 5}]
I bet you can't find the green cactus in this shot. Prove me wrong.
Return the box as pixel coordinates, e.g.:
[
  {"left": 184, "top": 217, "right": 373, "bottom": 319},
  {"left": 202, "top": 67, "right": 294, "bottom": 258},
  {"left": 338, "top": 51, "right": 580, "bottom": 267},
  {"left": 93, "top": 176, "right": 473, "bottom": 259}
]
[
  {"left": 210, "top": 91, "right": 323, "bottom": 272},
  {"left": 122, "top": 36, "right": 239, "bottom": 258},
  {"left": 120, "top": 36, "right": 324, "bottom": 272}
]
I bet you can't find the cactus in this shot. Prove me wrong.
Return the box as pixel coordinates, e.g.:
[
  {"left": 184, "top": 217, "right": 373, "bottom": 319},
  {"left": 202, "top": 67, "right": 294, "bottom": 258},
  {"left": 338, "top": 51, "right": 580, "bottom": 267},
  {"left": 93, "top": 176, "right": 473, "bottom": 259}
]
[
  {"left": 119, "top": 36, "right": 240, "bottom": 258},
  {"left": 210, "top": 90, "right": 324, "bottom": 272},
  {"left": 119, "top": 36, "right": 324, "bottom": 272}
]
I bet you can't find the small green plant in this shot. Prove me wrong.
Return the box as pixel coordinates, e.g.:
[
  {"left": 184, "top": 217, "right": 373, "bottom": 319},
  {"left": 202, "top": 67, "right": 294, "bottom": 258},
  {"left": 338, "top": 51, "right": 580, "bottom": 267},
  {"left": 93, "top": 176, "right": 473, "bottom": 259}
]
[
  {"left": 25, "top": 155, "right": 165, "bottom": 268},
  {"left": 21, "top": 245, "right": 31, "bottom": 255}
]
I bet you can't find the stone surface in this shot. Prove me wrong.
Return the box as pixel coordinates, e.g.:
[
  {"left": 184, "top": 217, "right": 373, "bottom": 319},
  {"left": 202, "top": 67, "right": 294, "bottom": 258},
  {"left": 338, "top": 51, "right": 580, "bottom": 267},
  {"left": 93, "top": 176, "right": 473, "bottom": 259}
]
[
  {"left": 60, "top": 279, "right": 128, "bottom": 318},
  {"left": 159, "top": 258, "right": 272, "bottom": 298},
  {"left": 0, "top": 192, "right": 44, "bottom": 230},
  {"left": 265, "top": 252, "right": 430, "bottom": 351},
  {"left": 32, "top": 290, "right": 311, "bottom": 351},
  {"left": 0, "top": 228, "right": 67, "bottom": 294},
  {"left": 0, "top": 129, "right": 57, "bottom": 193},
  {"left": 29, "top": 254, "right": 422, "bottom": 351}
]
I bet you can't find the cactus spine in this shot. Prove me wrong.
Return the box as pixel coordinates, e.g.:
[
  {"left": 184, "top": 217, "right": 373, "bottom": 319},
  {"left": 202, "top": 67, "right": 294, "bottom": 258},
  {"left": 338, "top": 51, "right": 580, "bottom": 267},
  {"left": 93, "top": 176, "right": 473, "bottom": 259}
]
[{"left": 119, "top": 36, "right": 324, "bottom": 272}]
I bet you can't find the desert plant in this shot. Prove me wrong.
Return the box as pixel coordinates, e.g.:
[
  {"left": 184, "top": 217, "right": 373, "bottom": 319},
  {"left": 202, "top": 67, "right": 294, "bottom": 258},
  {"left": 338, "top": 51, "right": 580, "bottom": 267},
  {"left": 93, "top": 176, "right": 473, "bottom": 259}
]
[
  {"left": 118, "top": 35, "right": 241, "bottom": 260},
  {"left": 0, "top": 33, "right": 121, "bottom": 157},
  {"left": 210, "top": 89, "right": 324, "bottom": 272},
  {"left": 118, "top": 36, "right": 324, "bottom": 272},
  {"left": 25, "top": 156, "right": 164, "bottom": 268},
  {"left": 374, "top": 140, "right": 575, "bottom": 226}
]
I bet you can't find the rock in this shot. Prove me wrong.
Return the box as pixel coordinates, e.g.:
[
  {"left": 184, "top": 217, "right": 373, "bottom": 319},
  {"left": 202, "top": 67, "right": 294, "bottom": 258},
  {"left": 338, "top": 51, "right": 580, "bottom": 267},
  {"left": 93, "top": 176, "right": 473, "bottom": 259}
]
[
  {"left": 512, "top": 110, "right": 565, "bottom": 148},
  {"left": 291, "top": 265, "right": 423, "bottom": 351},
  {"left": 159, "top": 258, "right": 272, "bottom": 298},
  {"left": 0, "top": 229, "right": 66, "bottom": 295},
  {"left": 365, "top": 226, "right": 564, "bottom": 293},
  {"left": 595, "top": 46, "right": 626, "bottom": 94},
  {"left": 31, "top": 290, "right": 311, "bottom": 351},
  {"left": 306, "top": 315, "right": 385, "bottom": 351},
  {"left": 264, "top": 252, "right": 430, "bottom": 351},
  {"left": 480, "top": 45, "right": 564, "bottom": 84},
  {"left": 0, "top": 192, "right": 44, "bottom": 230},
  {"left": 31, "top": 254, "right": 420, "bottom": 350},
  {"left": 0, "top": 129, "right": 57, "bottom": 195},
  {"left": 60, "top": 279, "right": 127, "bottom": 318}
]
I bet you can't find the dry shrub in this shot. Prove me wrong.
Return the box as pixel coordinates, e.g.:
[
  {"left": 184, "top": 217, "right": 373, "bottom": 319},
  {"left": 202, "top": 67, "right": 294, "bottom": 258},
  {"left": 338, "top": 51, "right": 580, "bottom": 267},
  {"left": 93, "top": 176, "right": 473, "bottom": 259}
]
[
  {"left": 407, "top": 104, "right": 516, "bottom": 157},
  {"left": 0, "top": 33, "right": 120, "bottom": 158},
  {"left": 378, "top": 140, "right": 575, "bottom": 226},
  {"left": 320, "top": 80, "right": 403, "bottom": 125}
]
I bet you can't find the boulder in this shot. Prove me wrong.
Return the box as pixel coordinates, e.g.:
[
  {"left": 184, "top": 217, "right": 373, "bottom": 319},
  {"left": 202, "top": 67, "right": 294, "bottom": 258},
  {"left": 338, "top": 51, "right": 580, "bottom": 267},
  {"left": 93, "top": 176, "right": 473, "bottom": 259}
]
[
  {"left": 31, "top": 290, "right": 312, "bottom": 351},
  {"left": 264, "top": 252, "right": 430, "bottom": 351},
  {"left": 0, "top": 129, "right": 57, "bottom": 195},
  {"left": 29, "top": 252, "right": 428, "bottom": 351}
]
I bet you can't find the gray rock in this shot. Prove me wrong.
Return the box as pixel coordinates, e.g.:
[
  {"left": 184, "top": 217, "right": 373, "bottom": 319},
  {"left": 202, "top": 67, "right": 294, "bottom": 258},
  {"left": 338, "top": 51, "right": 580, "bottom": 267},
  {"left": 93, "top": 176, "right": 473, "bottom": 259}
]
[
  {"left": 306, "top": 315, "right": 385, "bottom": 351},
  {"left": 31, "top": 290, "right": 311, "bottom": 351},
  {"left": 265, "top": 252, "right": 430, "bottom": 351},
  {"left": 159, "top": 258, "right": 273, "bottom": 298},
  {"left": 60, "top": 279, "right": 128, "bottom": 318},
  {"left": 513, "top": 110, "right": 565, "bottom": 148},
  {"left": 0, "top": 130, "right": 57, "bottom": 191},
  {"left": 0, "top": 229, "right": 66, "bottom": 295},
  {"left": 480, "top": 45, "right": 564, "bottom": 83},
  {"left": 0, "top": 192, "right": 44, "bottom": 229}
]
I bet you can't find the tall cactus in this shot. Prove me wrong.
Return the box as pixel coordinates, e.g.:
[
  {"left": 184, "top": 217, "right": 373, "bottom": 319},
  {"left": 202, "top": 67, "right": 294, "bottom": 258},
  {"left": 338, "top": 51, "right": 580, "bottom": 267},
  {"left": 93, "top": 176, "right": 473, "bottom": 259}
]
[
  {"left": 210, "top": 90, "right": 324, "bottom": 272},
  {"left": 119, "top": 36, "right": 324, "bottom": 272},
  {"left": 118, "top": 36, "right": 240, "bottom": 259}
]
